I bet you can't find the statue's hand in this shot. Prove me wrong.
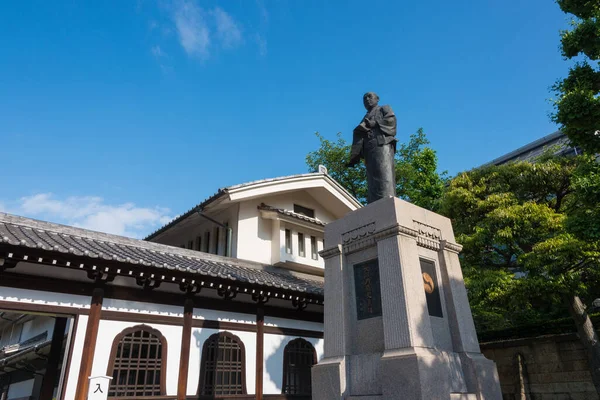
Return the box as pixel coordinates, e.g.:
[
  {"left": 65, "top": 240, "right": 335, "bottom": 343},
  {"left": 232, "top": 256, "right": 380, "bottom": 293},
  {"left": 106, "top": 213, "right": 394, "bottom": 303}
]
[{"left": 364, "top": 117, "right": 376, "bottom": 128}]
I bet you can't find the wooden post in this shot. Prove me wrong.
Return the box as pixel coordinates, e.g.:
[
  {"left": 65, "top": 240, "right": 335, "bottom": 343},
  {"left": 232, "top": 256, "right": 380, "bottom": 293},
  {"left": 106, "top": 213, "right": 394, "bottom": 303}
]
[
  {"left": 39, "top": 317, "right": 68, "bottom": 400},
  {"left": 255, "top": 304, "right": 265, "bottom": 400},
  {"left": 177, "top": 297, "right": 194, "bottom": 400},
  {"left": 74, "top": 287, "right": 104, "bottom": 400}
]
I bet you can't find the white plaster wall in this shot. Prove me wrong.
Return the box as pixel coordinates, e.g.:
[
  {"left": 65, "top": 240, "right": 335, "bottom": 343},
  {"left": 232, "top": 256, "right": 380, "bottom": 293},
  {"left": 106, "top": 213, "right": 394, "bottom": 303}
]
[
  {"left": 62, "top": 315, "right": 88, "bottom": 400},
  {"left": 236, "top": 192, "right": 333, "bottom": 266},
  {"left": 263, "top": 334, "right": 324, "bottom": 394},
  {"left": 0, "top": 286, "right": 90, "bottom": 310},
  {"left": 237, "top": 199, "right": 272, "bottom": 264},
  {"left": 103, "top": 298, "right": 257, "bottom": 324},
  {"left": 187, "top": 328, "right": 257, "bottom": 396},
  {"left": 90, "top": 320, "right": 183, "bottom": 396},
  {"left": 7, "top": 378, "right": 34, "bottom": 399}
]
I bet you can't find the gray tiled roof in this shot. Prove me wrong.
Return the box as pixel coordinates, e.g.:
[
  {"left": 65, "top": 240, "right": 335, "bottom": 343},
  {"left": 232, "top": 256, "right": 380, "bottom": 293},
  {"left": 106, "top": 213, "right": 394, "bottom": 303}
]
[
  {"left": 144, "top": 172, "right": 360, "bottom": 240},
  {"left": 257, "top": 204, "right": 326, "bottom": 227},
  {"left": 483, "top": 131, "right": 577, "bottom": 167},
  {"left": 0, "top": 213, "right": 324, "bottom": 298}
]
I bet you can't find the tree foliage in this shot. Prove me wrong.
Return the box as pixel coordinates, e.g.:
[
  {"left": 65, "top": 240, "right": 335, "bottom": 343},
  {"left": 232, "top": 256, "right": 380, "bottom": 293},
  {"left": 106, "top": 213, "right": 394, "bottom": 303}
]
[
  {"left": 439, "top": 154, "right": 600, "bottom": 332},
  {"left": 306, "top": 128, "right": 447, "bottom": 209},
  {"left": 552, "top": 0, "right": 600, "bottom": 153}
]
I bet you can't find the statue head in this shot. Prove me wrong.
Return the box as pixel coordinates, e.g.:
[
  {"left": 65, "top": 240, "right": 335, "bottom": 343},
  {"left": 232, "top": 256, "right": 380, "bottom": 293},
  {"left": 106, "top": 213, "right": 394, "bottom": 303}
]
[{"left": 363, "top": 92, "right": 379, "bottom": 111}]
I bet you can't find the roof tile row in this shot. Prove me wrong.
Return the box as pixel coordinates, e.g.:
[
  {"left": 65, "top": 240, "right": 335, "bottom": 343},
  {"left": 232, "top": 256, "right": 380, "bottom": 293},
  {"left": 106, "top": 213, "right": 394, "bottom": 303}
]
[{"left": 0, "top": 213, "right": 323, "bottom": 297}]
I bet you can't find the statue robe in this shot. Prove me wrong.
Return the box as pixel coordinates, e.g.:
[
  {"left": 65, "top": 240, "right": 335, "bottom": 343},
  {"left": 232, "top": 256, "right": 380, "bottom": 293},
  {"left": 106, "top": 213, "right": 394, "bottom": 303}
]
[{"left": 348, "top": 105, "right": 397, "bottom": 204}]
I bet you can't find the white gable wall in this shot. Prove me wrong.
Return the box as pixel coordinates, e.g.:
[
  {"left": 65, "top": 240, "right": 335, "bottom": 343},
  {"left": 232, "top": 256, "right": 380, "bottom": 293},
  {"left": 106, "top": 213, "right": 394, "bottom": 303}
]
[{"left": 237, "top": 191, "right": 332, "bottom": 266}]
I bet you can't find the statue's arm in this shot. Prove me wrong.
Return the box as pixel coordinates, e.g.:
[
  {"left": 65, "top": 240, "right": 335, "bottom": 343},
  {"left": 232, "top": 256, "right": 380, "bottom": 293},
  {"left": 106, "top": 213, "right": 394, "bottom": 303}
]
[
  {"left": 378, "top": 105, "right": 397, "bottom": 137},
  {"left": 347, "top": 130, "right": 364, "bottom": 167}
]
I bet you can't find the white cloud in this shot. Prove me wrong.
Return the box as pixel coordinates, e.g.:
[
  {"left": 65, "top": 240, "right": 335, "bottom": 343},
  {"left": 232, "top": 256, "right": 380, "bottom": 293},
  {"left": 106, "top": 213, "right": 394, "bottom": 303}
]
[
  {"left": 12, "top": 193, "right": 171, "bottom": 238},
  {"left": 173, "top": 0, "right": 211, "bottom": 58},
  {"left": 256, "top": 0, "right": 269, "bottom": 24},
  {"left": 152, "top": 45, "right": 167, "bottom": 58},
  {"left": 212, "top": 7, "right": 242, "bottom": 48},
  {"left": 169, "top": 1, "right": 244, "bottom": 59},
  {"left": 255, "top": 33, "right": 267, "bottom": 56}
]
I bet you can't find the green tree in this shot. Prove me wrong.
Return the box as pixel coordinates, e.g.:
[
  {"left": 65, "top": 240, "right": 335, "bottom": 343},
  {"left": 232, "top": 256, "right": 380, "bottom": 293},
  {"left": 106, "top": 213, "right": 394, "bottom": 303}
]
[
  {"left": 440, "top": 154, "right": 600, "bottom": 394},
  {"left": 306, "top": 128, "right": 447, "bottom": 209},
  {"left": 552, "top": 0, "right": 600, "bottom": 153}
]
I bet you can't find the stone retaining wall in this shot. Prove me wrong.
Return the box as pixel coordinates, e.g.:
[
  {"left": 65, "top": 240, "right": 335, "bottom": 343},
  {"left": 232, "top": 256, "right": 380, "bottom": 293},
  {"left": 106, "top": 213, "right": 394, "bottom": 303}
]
[{"left": 481, "top": 333, "right": 597, "bottom": 400}]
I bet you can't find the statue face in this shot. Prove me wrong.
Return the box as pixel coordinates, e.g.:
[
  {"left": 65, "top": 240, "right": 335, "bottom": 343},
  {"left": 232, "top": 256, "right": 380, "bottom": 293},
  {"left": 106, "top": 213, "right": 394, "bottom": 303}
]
[{"left": 363, "top": 92, "right": 379, "bottom": 110}]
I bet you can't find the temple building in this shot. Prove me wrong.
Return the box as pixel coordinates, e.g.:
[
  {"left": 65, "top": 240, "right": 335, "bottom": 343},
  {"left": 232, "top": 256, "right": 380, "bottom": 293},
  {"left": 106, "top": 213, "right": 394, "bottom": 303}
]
[{"left": 0, "top": 171, "right": 361, "bottom": 400}]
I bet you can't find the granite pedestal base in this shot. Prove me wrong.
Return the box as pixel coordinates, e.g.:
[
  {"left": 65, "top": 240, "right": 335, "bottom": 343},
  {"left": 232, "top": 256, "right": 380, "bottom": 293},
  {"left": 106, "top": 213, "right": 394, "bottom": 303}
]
[{"left": 312, "top": 197, "right": 501, "bottom": 400}]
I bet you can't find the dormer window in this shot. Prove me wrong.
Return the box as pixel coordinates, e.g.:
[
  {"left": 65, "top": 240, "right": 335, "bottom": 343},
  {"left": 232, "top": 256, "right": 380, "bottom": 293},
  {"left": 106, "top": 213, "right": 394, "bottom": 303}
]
[{"left": 293, "top": 204, "right": 315, "bottom": 218}]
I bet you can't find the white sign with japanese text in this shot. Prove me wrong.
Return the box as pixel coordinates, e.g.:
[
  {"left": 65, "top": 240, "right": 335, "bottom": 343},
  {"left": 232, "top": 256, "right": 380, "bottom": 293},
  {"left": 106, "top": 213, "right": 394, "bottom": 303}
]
[{"left": 87, "top": 376, "right": 112, "bottom": 400}]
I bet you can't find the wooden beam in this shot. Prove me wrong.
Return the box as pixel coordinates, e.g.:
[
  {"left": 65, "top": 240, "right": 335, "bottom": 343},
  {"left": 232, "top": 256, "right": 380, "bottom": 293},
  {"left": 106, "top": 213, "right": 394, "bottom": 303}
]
[
  {"left": 177, "top": 297, "right": 194, "bottom": 400},
  {"left": 39, "top": 317, "right": 68, "bottom": 400},
  {"left": 256, "top": 304, "right": 265, "bottom": 400},
  {"left": 74, "top": 287, "right": 104, "bottom": 400},
  {"left": 0, "top": 272, "right": 324, "bottom": 323}
]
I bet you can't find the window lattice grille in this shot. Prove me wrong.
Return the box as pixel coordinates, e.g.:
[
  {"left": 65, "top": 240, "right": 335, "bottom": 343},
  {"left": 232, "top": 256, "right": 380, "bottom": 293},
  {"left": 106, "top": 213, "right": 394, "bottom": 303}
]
[
  {"left": 282, "top": 338, "right": 316, "bottom": 395},
  {"left": 108, "top": 329, "right": 163, "bottom": 397},
  {"left": 200, "top": 332, "right": 246, "bottom": 395}
]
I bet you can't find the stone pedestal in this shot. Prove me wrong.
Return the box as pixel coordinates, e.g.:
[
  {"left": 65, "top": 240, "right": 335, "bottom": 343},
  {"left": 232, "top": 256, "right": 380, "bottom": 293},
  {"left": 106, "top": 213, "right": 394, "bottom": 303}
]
[{"left": 312, "top": 197, "right": 501, "bottom": 400}]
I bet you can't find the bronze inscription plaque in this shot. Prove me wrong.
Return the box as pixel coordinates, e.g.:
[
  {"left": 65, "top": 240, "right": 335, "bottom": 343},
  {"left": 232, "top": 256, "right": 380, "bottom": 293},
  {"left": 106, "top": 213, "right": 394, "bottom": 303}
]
[
  {"left": 420, "top": 258, "right": 443, "bottom": 318},
  {"left": 353, "top": 259, "right": 382, "bottom": 320}
]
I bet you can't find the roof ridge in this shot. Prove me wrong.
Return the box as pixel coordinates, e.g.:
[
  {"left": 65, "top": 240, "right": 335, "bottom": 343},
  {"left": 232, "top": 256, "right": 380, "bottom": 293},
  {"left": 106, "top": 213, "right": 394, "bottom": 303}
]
[{"left": 143, "top": 171, "right": 360, "bottom": 241}]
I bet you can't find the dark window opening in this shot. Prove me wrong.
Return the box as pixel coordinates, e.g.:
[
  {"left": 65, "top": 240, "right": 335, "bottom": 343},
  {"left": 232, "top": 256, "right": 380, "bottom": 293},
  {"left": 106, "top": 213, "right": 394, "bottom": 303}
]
[
  {"left": 107, "top": 326, "right": 166, "bottom": 397},
  {"left": 188, "top": 240, "right": 194, "bottom": 250},
  {"left": 204, "top": 231, "right": 210, "bottom": 253},
  {"left": 198, "top": 332, "right": 246, "bottom": 396},
  {"left": 293, "top": 204, "right": 315, "bottom": 218},
  {"left": 214, "top": 227, "right": 220, "bottom": 255},
  {"left": 298, "top": 233, "right": 305, "bottom": 257},
  {"left": 196, "top": 236, "right": 202, "bottom": 251},
  {"left": 224, "top": 222, "right": 230, "bottom": 256},
  {"left": 311, "top": 236, "right": 318, "bottom": 260},
  {"left": 282, "top": 338, "right": 316, "bottom": 395}
]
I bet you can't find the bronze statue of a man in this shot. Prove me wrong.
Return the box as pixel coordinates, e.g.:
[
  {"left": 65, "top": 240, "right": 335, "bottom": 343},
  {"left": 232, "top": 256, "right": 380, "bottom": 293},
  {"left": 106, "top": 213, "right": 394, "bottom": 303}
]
[{"left": 347, "top": 92, "right": 397, "bottom": 203}]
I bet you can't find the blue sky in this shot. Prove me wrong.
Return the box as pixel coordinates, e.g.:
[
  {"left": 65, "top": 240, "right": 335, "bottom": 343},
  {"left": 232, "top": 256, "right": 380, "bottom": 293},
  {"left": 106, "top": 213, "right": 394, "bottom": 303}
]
[{"left": 0, "top": 0, "right": 572, "bottom": 237}]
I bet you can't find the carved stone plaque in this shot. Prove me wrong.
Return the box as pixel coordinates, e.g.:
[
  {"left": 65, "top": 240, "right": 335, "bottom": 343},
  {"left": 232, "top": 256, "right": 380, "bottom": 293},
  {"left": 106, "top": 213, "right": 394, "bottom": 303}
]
[{"left": 353, "top": 259, "right": 382, "bottom": 320}]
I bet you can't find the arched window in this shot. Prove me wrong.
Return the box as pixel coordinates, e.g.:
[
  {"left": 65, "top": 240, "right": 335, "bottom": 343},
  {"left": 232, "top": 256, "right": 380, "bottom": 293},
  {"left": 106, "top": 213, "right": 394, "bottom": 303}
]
[
  {"left": 282, "top": 338, "right": 317, "bottom": 395},
  {"left": 106, "top": 325, "right": 167, "bottom": 398},
  {"left": 199, "top": 332, "right": 246, "bottom": 396}
]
